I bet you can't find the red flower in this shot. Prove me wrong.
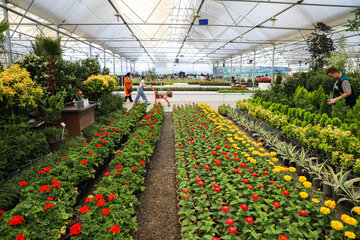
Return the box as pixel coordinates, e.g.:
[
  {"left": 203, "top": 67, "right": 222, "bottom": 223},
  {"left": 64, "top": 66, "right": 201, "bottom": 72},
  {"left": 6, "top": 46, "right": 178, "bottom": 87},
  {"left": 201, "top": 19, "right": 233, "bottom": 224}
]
[
  {"left": 242, "top": 179, "right": 249, "bottom": 184},
  {"left": 279, "top": 235, "right": 289, "bottom": 240},
  {"left": 47, "top": 197, "right": 53, "bottom": 201},
  {"left": 282, "top": 190, "right": 290, "bottom": 196},
  {"left": 272, "top": 202, "right": 281, "bottom": 208},
  {"left": 9, "top": 216, "right": 24, "bottom": 226},
  {"left": 85, "top": 197, "right": 93, "bottom": 202},
  {"left": 193, "top": 165, "right": 199, "bottom": 168},
  {"left": 81, "top": 159, "right": 88, "bottom": 165},
  {"left": 51, "top": 178, "right": 58, "bottom": 183},
  {"left": 225, "top": 155, "right": 230, "bottom": 159},
  {"left": 211, "top": 238, "right": 220, "bottom": 240},
  {"left": 108, "top": 193, "right": 116, "bottom": 202},
  {"left": 212, "top": 184, "right": 219, "bottom": 188},
  {"left": 240, "top": 163, "right": 246, "bottom": 168},
  {"left": 94, "top": 194, "right": 103, "bottom": 201},
  {"left": 233, "top": 169, "right": 239, "bottom": 173},
  {"left": 245, "top": 217, "right": 254, "bottom": 224},
  {"left": 233, "top": 152, "right": 239, "bottom": 156},
  {"left": 70, "top": 223, "right": 82, "bottom": 236},
  {"left": 247, "top": 186, "right": 254, "bottom": 190},
  {"left": 117, "top": 164, "right": 122, "bottom": 168},
  {"left": 97, "top": 199, "right": 106, "bottom": 207},
  {"left": 259, "top": 184, "right": 265, "bottom": 188},
  {"left": 88, "top": 152, "right": 94, "bottom": 156},
  {"left": 0, "top": 210, "right": 4, "bottom": 215},
  {"left": 38, "top": 170, "right": 44, "bottom": 175},
  {"left": 198, "top": 181, "right": 205, "bottom": 186},
  {"left": 132, "top": 166, "right": 138, "bottom": 170},
  {"left": 240, "top": 204, "right": 248, "bottom": 210},
  {"left": 212, "top": 151, "right": 218, "bottom": 156},
  {"left": 214, "top": 160, "right": 221, "bottom": 166},
  {"left": 83, "top": 142, "right": 87, "bottom": 146},
  {"left": 44, "top": 167, "right": 51, "bottom": 172},
  {"left": 251, "top": 172, "right": 258, "bottom": 177},
  {"left": 100, "top": 129, "right": 104, "bottom": 132},
  {"left": 195, "top": 177, "right": 202, "bottom": 182},
  {"left": 125, "top": 180, "right": 130, "bottom": 184},
  {"left": 51, "top": 181, "right": 61, "bottom": 188},
  {"left": 275, "top": 184, "right": 281, "bottom": 188},
  {"left": 251, "top": 194, "right": 259, "bottom": 200},
  {"left": 227, "top": 226, "right": 238, "bottom": 234},
  {"left": 234, "top": 157, "right": 240, "bottom": 161},
  {"left": 116, "top": 152, "right": 121, "bottom": 156},
  {"left": 183, "top": 189, "right": 189, "bottom": 194},
  {"left": 246, "top": 168, "right": 252, "bottom": 172},
  {"left": 79, "top": 206, "right": 90, "bottom": 213},
  {"left": 40, "top": 185, "right": 50, "bottom": 192},
  {"left": 44, "top": 203, "right": 54, "bottom": 211},
  {"left": 225, "top": 218, "right": 234, "bottom": 225},
  {"left": 221, "top": 206, "right": 230, "bottom": 212},
  {"left": 214, "top": 187, "right": 221, "bottom": 193},
  {"left": 141, "top": 142, "right": 145, "bottom": 145},
  {"left": 102, "top": 208, "right": 110, "bottom": 215},
  {"left": 183, "top": 195, "right": 189, "bottom": 199},
  {"left": 102, "top": 139, "right": 107, "bottom": 143},
  {"left": 62, "top": 156, "right": 66, "bottom": 159},
  {"left": 78, "top": 89, "right": 83, "bottom": 95},
  {"left": 270, "top": 180, "right": 275, "bottom": 184},
  {"left": 299, "top": 210, "right": 307, "bottom": 216},
  {"left": 204, "top": 165, "right": 210, "bottom": 170},
  {"left": 140, "top": 160, "right": 146, "bottom": 164},
  {"left": 263, "top": 171, "right": 269, "bottom": 175},
  {"left": 18, "top": 181, "right": 27, "bottom": 187},
  {"left": 16, "top": 234, "right": 25, "bottom": 240},
  {"left": 109, "top": 225, "right": 121, "bottom": 234},
  {"left": 104, "top": 172, "right": 110, "bottom": 176},
  {"left": 96, "top": 144, "right": 102, "bottom": 147}
]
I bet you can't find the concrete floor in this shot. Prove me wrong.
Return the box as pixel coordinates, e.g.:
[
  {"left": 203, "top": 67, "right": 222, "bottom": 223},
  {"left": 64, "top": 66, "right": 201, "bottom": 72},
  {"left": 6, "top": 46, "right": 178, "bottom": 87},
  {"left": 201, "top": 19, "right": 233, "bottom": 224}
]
[{"left": 116, "top": 91, "right": 254, "bottom": 112}]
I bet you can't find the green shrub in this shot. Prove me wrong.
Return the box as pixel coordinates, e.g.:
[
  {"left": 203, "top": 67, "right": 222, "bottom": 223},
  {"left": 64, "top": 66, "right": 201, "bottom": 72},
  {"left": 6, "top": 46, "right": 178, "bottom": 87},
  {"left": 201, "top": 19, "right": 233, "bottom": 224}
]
[
  {"left": 319, "top": 113, "right": 329, "bottom": 127},
  {"left": 97, "top": 93, "right": 124, "bottom": 116},
  {"left": 38, "top": 90, "right": 66, "bottom": 125},
  {"left": 218, "top": 104, "right": 232, "bottom": 115},
  {"left": 83, "top": 75, "right": 117, "bottom": 101}
]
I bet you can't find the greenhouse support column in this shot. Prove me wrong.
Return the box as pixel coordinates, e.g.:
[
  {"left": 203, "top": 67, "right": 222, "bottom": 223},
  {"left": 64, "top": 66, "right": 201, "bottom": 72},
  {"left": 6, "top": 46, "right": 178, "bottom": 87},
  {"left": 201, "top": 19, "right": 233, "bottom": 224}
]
[
  {"left": 56, "top": 26, "right": 59, "bottom": 38},
  {"left": 126, "top": 60, "right": 128, "bottom": 73},
  {"left": 252, "top": 51, "right": 256, "bottom": 90},
  {"left": 103, "top": 50, "right": 106, "bottom": 68},
  {"left": 134, "top": 62, "right": 136, "bottom": 73},
  {"left": 89, "top": 43, "right": 92, "bottom": 58},
  {"left": 271, "top": 44, "right": 275, "bottom": 83},
  {"left": 121, "top": 58, "right": 123, "bottom": 75},
  {"left": 222, "top": 62, "right": 225, "bottom": 79},
  {"left": 2, "top": 0, "right": 12, "bottom": 66},
  {"left": 230, "top": 58, "right": 233, "bottom": 79},
  {"left": 239, "top": 55, "right": 242, "bottom": 82},
  {"left": 113, "top": 54, "right": 116, "bottom": 75}
]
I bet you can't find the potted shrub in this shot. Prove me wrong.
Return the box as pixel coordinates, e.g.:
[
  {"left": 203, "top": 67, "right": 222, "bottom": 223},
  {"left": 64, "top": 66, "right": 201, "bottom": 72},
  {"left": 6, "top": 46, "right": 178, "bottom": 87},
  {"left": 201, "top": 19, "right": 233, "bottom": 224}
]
[
  {"left": 166, "top": 89, "right": 172, "bottom": 97},
  {"left": 42, "top": 127, "right": 67, "bottom": 152}
]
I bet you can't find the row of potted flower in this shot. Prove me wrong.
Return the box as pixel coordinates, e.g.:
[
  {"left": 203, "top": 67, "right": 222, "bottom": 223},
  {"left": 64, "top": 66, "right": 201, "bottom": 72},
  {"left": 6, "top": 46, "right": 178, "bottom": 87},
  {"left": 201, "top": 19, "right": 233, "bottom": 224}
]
[
  {"left": 236, "top": 99, "right": 360, "bottom": 173},
  {"left": 117, "top": 86, "right": 235, "bottom": 92},
  {"left": 69, "top": 103, "right": 165, "bottom": 239},
  {"left": 173, "top": 103, "right": 360, "bottom": 240},
  {"left": 0, "top": 104, "right": 148, "bottom": 239}
]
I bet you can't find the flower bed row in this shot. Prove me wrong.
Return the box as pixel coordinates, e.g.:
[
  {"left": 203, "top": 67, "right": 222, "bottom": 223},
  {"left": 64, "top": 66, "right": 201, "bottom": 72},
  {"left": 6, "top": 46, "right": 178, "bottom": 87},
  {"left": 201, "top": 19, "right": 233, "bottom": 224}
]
[
  {"left": 188, "top": 81, "right": 231, "bottom": 86},
  {"left": 173, "top": 103, "right": 360, "bottom": 240},
  {"left": 117, "top": 87, "right": 234, "bottom": 92},
  {"left": 236, "top": 99, "right": 360, "bottom": 173},
  {"left": 70, "top": 103, "right": 164, "bottom": 239},
  {"left": 132, "top": 81, "right": 174, "bottom": 85},
  {"left": 0, "top": 104, "right": 148, "bottom": 239}
]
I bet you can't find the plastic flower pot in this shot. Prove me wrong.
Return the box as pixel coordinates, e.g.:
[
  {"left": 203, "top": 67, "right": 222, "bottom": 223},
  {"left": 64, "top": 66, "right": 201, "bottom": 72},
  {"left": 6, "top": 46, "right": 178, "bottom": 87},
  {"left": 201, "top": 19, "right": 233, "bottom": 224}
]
[
  {"left": 322, "top": 182, "right": 332, "bottom": 196},
  {"left": 312, "top": 177, "right": 322, "bottom": 189},
  {"left": 49, "top": 138, "right": 64, "bottom": 152},
  {"left": 296, "top": 163, "right": 304, "bottom": 175}
]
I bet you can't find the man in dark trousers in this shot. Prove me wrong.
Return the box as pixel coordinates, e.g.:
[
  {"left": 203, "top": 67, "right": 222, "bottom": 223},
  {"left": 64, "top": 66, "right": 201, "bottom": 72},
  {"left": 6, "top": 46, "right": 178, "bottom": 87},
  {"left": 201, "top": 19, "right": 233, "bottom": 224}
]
[{"left": 326, "top": 67, "right": 356, "bottom": 108}]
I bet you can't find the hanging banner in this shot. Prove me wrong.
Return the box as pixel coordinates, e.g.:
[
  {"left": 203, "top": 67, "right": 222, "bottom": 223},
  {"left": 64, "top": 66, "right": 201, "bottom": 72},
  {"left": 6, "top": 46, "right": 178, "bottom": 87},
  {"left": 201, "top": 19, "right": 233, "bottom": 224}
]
[{"left": 213, "top": 66, "right": 288, "bottom": 78}]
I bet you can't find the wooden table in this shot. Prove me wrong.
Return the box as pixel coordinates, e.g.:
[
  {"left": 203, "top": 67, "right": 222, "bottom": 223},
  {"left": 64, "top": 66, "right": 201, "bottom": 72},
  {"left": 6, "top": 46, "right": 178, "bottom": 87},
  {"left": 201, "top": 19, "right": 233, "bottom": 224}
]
[{"left": 58, "top": 103, "right": 97, "bottom": 138}]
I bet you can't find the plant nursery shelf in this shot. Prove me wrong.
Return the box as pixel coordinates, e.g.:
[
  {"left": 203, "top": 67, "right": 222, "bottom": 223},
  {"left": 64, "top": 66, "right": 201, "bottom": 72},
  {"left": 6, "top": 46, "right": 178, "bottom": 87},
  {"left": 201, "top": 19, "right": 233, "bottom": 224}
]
[{"left": 58, "top": 103, "right": 97, "bottom": 138}]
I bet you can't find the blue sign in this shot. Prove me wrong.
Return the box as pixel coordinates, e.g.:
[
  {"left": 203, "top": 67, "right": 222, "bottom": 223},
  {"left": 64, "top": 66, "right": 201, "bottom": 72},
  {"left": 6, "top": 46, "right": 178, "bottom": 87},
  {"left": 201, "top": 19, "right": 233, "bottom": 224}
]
[
  {"left": 213, "top": 66, "right": 288, "bottom": 78},
  {"left": 199, "top": 19, "right": 208, "bottom": 25}
]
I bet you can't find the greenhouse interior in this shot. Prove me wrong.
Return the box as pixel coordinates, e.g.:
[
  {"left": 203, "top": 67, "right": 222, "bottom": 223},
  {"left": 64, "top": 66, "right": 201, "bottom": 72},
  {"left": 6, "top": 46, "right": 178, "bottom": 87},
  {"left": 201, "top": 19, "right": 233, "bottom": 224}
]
[{"left": 1, "top": 0, "right": 360, "bottom": 239}]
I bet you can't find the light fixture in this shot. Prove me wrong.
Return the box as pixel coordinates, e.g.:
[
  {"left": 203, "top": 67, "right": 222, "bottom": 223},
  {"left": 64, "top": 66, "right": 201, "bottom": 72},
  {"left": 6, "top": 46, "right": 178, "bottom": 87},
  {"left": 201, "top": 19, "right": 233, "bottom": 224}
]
[
  {"left": 194, "top": 13, "right": 200, "bottom": 18},
  {"left": 239, "top": 35, "right": 243, "bottom": 41},
  {"left": 114, "top": 13, "right": 121, "bottom": 22},
  {"left": 270, "top": 16, "right": 277, "bottom": 26}
]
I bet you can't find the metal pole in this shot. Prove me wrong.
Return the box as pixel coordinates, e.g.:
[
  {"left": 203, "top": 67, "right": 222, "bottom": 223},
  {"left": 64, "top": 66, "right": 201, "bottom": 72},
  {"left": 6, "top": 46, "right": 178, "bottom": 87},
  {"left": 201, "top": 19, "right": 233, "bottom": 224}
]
[
  {"left": 240, "top": 55, "right": 242, "bottom": 83},
  {"left": 113, "top": 54, "right": 116, "bottom": 75},
  {"left": 230, "top": 58, "right": 233, "bottom": 79},
  {"left": 252, "top": 51, "right": 256, "bottom": 90},
  {"left": 121, "top": 58, "right": 123, "bottom": 75},
  {"left": 103, "top": 50, "right": 106, "bottom": 68},
  {"left": 126, "top": 60, "right": 128, "bottom": 73},
  {"left": 89, "top": 43, "right": 92, "bottom": 58},
  {"left": 271, "top": 44, "right": 275, "bottom": 83},
  {"left": 2, "top": 0, "right": 12, "bottom": 66}
]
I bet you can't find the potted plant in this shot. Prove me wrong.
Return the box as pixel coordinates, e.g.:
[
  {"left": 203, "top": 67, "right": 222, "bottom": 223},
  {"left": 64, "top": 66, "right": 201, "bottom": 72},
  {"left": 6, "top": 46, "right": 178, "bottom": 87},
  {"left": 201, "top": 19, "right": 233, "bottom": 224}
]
[
  {"left": 42, "top": 127, "right": 67, "bottom": 152},
  {"left": 166, "top": 89, "right": 172, "bottom": 97}
]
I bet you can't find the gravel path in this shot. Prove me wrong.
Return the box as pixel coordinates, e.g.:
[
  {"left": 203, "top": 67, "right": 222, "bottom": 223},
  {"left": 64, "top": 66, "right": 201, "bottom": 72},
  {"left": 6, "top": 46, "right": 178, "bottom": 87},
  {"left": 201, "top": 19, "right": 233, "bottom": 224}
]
[{"left": 132, "top": 112, "right": 181, "bottom": 240}]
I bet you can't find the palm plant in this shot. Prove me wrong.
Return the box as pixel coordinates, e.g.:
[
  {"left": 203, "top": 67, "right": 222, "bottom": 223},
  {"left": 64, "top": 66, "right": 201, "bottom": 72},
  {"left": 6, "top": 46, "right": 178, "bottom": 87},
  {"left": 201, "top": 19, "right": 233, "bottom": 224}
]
[
  {"left": 0, "top": 19, "right": 10, "bottom": 66},
  {"left": 31, "top": 35, "right": 62, "bottom": 95}
]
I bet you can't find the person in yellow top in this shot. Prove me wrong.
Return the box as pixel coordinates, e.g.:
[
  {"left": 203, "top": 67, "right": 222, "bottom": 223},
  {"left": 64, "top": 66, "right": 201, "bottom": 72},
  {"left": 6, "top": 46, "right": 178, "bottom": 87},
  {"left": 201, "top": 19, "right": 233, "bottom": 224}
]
[{"left": 123, "top": 72, "right": 133, "bottom": 102}]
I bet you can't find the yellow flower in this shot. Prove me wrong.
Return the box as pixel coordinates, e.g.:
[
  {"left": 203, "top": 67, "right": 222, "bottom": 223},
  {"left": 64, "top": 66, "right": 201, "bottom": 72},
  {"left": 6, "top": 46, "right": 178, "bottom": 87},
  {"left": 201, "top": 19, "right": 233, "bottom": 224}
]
[
  {"left": 270, "top": 152, "right": 277, "bottom": 156},
  {"left": 311, "top": 198, "right": 320, "bottom": 203},
  {"left": 252, "top": 151, "right": 260, "bottom": 155},
  {"left": 259, "top": 148, "right": 264, "bottom": 152},
  {"left": 264, "top": 153, "right": 270, "bottom": 157},
  {"left": 250, "top": 159, "right": 257, "bottom": 164},
  {"left": 248, "top": 147, "right": 255, "bottom": 151},
  {"left": 272, "top": 168, "right": 281, "bottom": 173},
  {"left": 320, "top": 207, "right": 330, "bottom": 215},
  {"left": 272, "top": 158, "right": 278, "bottom": 162},
  {"left": 353, "top": 207, "right": 360, "bottom": 215},
  {"left": 269, "top": 162, "right": 274, "bottom": 165},
  {"left": 303, "top": 181, "right": 312, "bottom": 188},
  {"left": 246, "top": 143, "right": 250, "bottom": 147},
  {"left": 284, "top": 175, "right": 292, "bottom": 182},
  {"left": 330, "top": 220, "right": 343, "bottom": 231},
  {"left": 242, "top": 141, "right": 246, "bottom": 144},
  {"left": 247, "top": 140, "right": 252, "bottom": 143},
  {"left": 289, "top": 167, "right": 296, "bottom": 172},
  {"left": 341, "top": 214, "right": 358, "bottom": 226},
  {"left": 344, "top": 231, "right": 356, "bottom": 239},
  {"left": 299, "top": 192, "right": 308, "bottom": 199},
  {"left": 324, "top": 200, "right": 336, "bottom": 209},
  {"left": 299, "top": 176, "right": 307, "bottom": 183}
]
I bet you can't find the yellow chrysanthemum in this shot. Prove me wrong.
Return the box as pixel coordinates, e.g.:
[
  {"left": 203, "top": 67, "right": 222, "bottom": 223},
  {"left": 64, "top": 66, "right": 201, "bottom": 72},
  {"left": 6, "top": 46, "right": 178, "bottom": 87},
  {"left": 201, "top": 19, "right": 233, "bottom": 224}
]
[
  {"left": 299, "top": 176, "right": 307, "bottom": 183},
  {"left": 247, "top": 140, "right": 252, "bottom": 143},
  {"left": 299, "top": 192, "right": 308, "bottom": 199},
  {"left": 341, "top": 214, "right": 358, "bottom": 226},
  {"left": 289, "top": 167, "right": 296, "bottom": 172},
  {"left": 312, "top": 198, "right": 320, "bottom": 203},
  {"left": 320, "top": 207, "right": 330, "bottom": 215},
  {"left": 353, "top": 207, "right": 360, "bottom": 215},
  {"left": 270, "top": 152, "right": 277, "bottom": 156},
  {"left": 344, "top": 231, "right": 356, "bottom": 239},
  {"left": 324, "top": 200, "right": 336, "bottom": 209},
  {"left": 242, "top": 141, "right": 246, "bottom": 144},
  {"left": 250, "top": 159, "right": 257, "bottom": 164},
  {"left": 252, "top": 151, "right": 260, "bottom": 155},
  {"left": 303, "top": 181, "right": 312, "bottom": 188},
  {"left": 272, "top": 158, "right": 278, "bottom": 162},
  {"left": 259, "top": 148, "right": 265, "bottom": 152},
  {"left": 284, "top": 175, "right": 292, "bottom": 182},
  {"left": 272, "top": 168, "right": 281, "bottom": 173},
  {"left": 269, "top": 162, "right": 274, "bottom": 165},
  {"left": 248, "top": 147, "right": 255, "bottom": 151},
  {"left": 330, "top": 220, "right": 343, "bottom": 231},
  {"left": 264, "top": 153, "right": 270, "bottom": 157}
]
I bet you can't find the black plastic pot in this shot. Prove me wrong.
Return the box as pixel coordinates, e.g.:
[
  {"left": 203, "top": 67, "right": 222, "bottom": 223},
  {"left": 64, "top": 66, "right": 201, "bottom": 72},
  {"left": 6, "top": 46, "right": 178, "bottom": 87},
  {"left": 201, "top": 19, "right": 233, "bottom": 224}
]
[
  {"left": 322, "top": 182, "right": 332, "bottom": 196},
  {"left": 312, "top": 177, "right": 322, "bottom": 189},
  {"left": 296, "top": 164, "right": 304, "bottom": 175},
  {"left": 49, "top": 139, "right": 64, "bottom": 152}
]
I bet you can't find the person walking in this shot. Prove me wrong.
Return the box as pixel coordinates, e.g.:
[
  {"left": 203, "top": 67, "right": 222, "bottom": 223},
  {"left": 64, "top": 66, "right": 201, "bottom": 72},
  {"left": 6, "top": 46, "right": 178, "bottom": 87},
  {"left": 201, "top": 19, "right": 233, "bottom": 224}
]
[
  {"left": 123, "top": 72, "right": 133, "bottom": 102},
  {"left": 134, "top": 75, "right": 151, "bottom": 105},
  {"left": 326, "top": 67, "right": 356, "bottom": 108}
]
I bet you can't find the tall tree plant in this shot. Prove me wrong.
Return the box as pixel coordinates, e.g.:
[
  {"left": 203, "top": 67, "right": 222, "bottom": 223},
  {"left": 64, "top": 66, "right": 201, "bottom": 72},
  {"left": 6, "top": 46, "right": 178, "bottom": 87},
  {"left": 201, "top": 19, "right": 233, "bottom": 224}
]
[
  {"left": 31, "top": 35, "right": 62, "bottom": 95},
  {"left": 307, "top": 22, "right": 335, "bottom": 71},
  {"left": 0, "top": 19, "right": 10, "bottom": 67}
]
